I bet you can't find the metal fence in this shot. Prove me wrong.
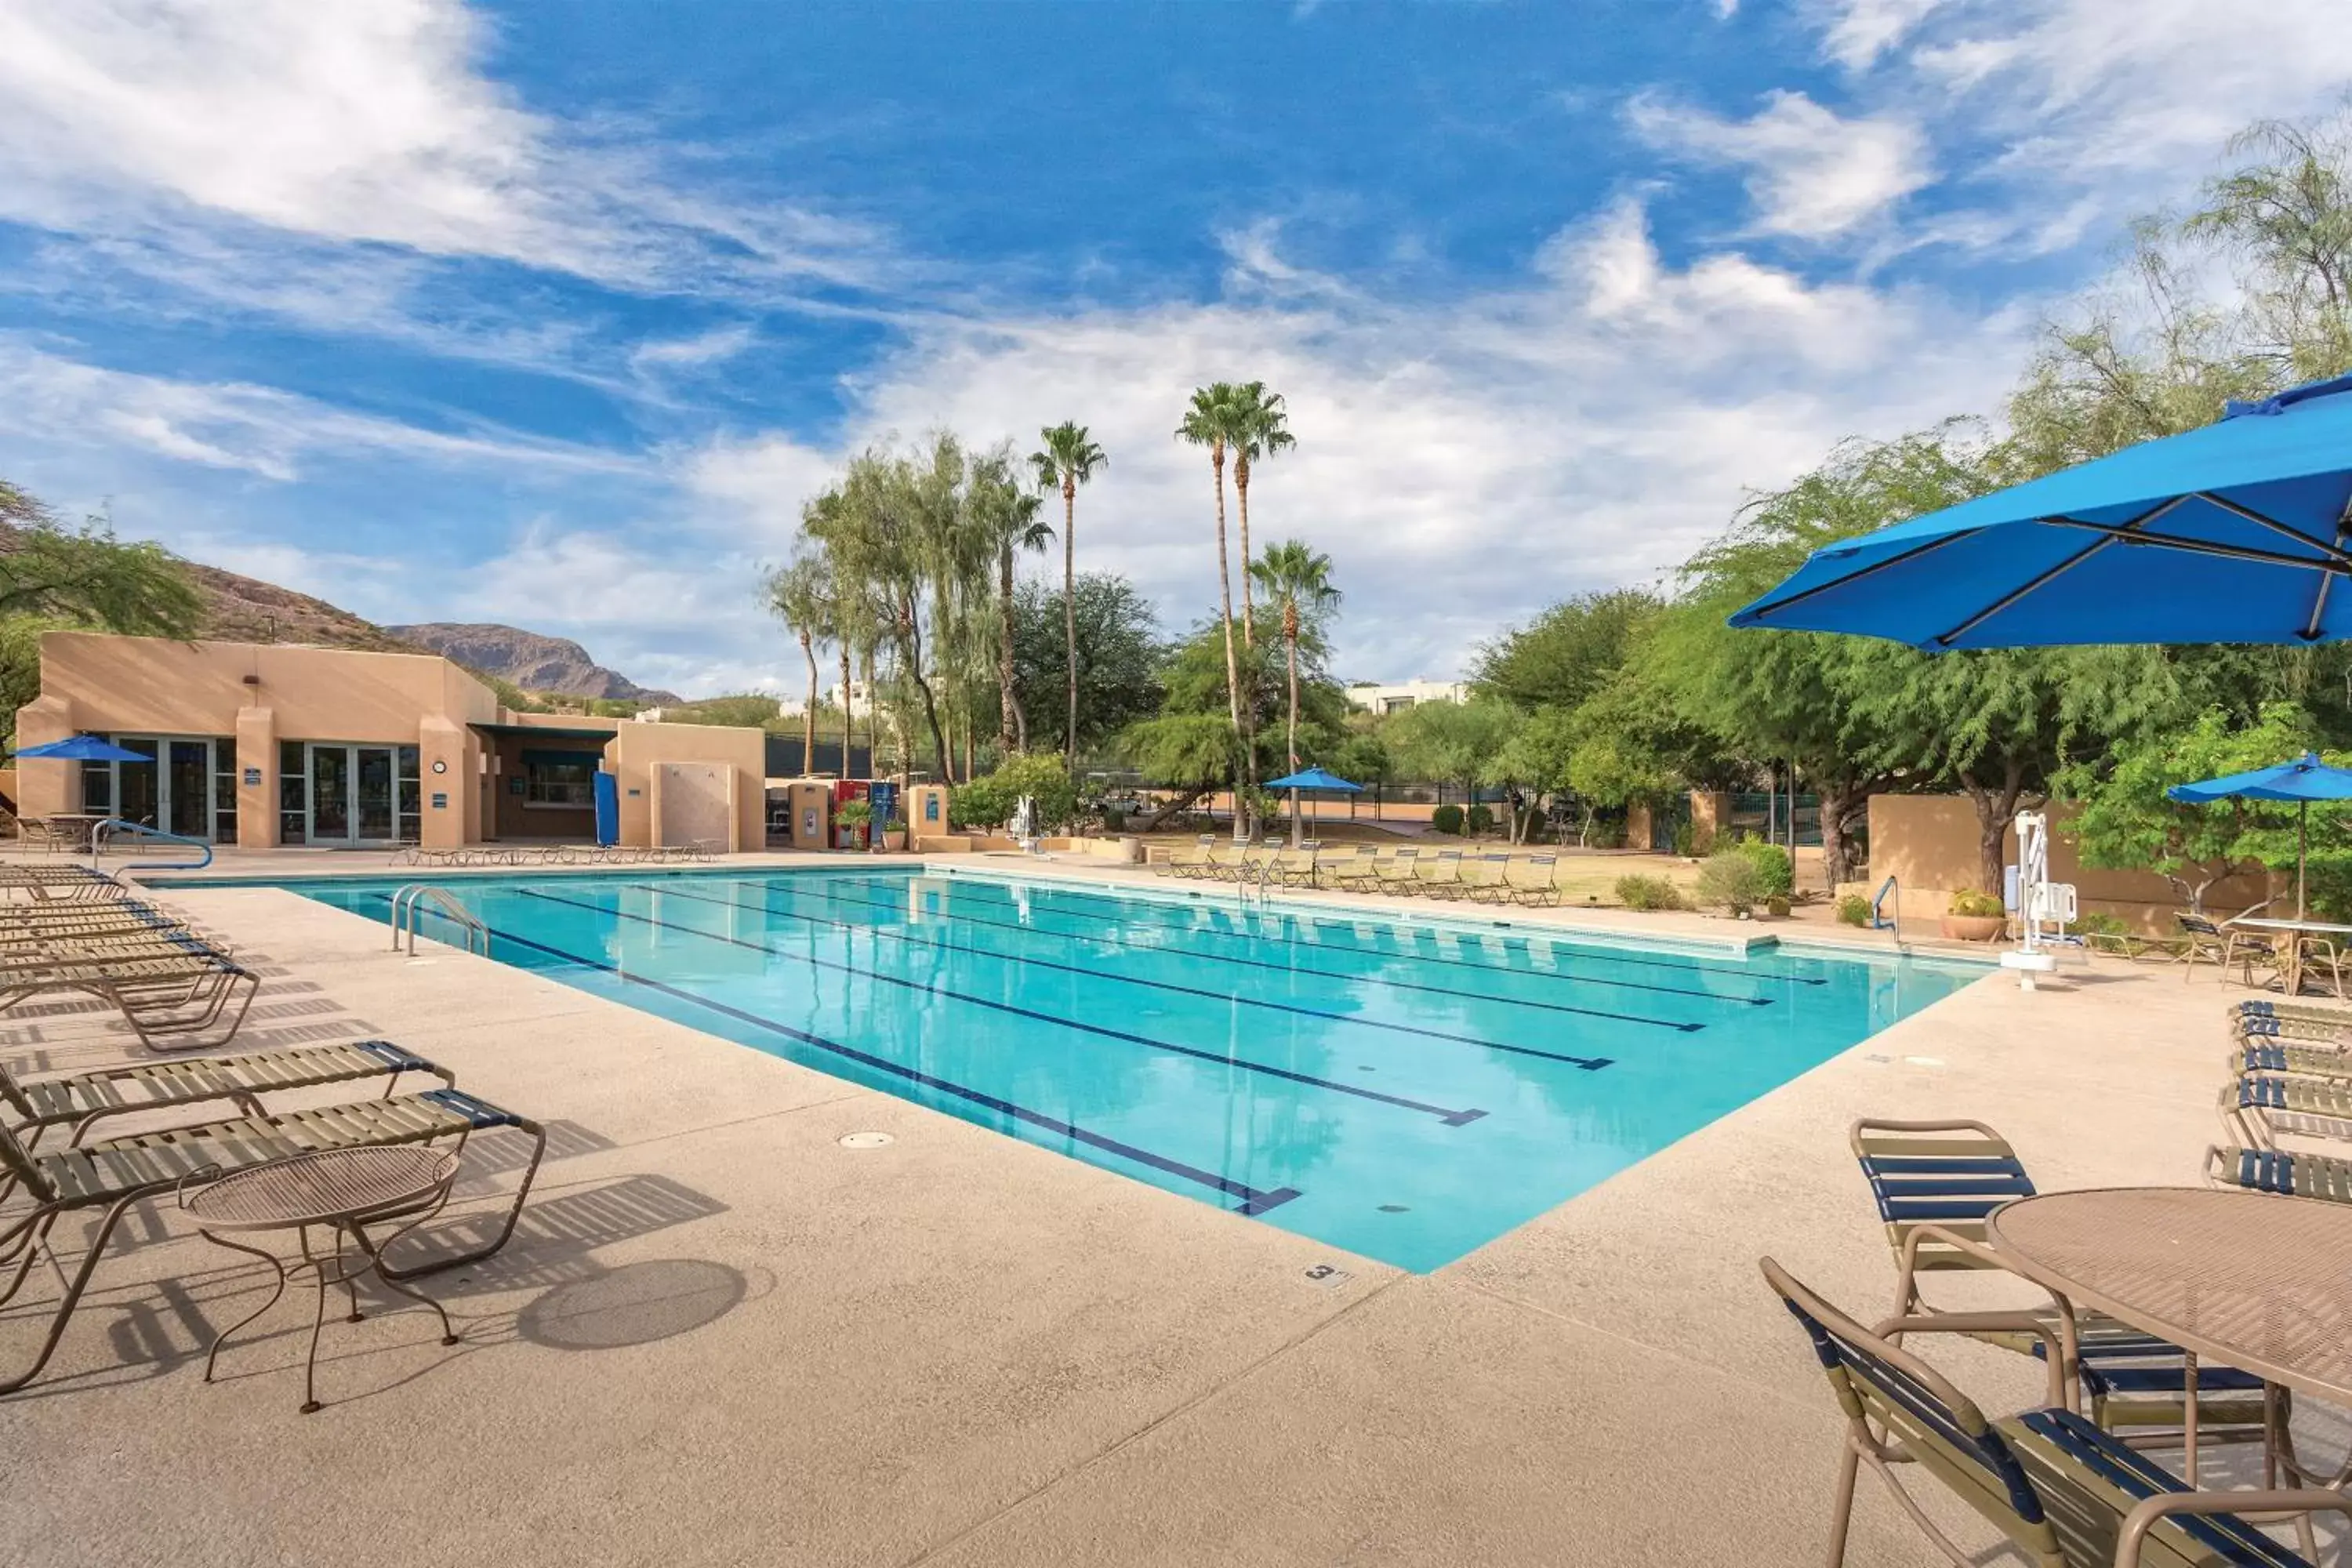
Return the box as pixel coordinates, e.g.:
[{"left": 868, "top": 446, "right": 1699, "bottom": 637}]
[{"left": 1726, "top": 790, "right": 1821, "bottom": 847}]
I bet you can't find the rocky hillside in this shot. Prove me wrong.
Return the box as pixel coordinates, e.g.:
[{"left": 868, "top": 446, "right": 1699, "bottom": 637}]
[
  {"left": 388, "top": 622, "right": 681, "bottom": 705},
  {"left": 187, "top": 561, "right": 424, "bottom": 653}
]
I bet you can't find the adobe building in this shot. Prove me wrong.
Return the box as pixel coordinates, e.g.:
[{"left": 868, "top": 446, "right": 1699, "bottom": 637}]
[{"left": 13, "top": 632, "right": 765, "bottom": 852}]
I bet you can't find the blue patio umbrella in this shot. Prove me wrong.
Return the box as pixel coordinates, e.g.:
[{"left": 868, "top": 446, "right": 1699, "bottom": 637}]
[
  {"left": 1729, "top": 373, "right": 2352, "bottom": 648},
  {"left": 12, "top": 735, "right": 153, "bottom": 763},
  {"left": 1265, "top": 766, "right": 1363, "bottom": 849},
  {"left": 2167, "top": 753, "right": 2352, "bottom": 920}
]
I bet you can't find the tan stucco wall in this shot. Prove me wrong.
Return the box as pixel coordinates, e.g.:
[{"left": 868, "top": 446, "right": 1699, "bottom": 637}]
[
  {"left": 1865, "top": 793, "right": 2278, "bottom": 931},
  {"left": 608, "top": 722, "right": 764, "bottom": 851}
]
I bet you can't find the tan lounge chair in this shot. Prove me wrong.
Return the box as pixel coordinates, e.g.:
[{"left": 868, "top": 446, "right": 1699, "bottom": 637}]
[
  {"left": 1504, "top": 853, "right": 1560, "bottom": 907},
  {"left": 1372, "top": 847, "right": 1423, "bottom": 895},
  {"left": 1414, "top": 849, "right": 1468, "bottom": 901}
]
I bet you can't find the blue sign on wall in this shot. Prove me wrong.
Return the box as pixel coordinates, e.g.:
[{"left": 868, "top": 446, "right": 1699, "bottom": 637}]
[{"left": 867, "top": 780, "right": 898, "bottom": 828}]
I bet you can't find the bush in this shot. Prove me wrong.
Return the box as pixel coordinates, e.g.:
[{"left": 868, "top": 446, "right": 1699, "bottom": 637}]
[
  {"left": 1102, "top": 805, "right": 1126, "bottom": 833},
  {"left": 1697, "top": 850, "right": 1767, "bottom": 914},
  {"left": 950, "top": 753, "right": 1078, "bottom": 833},
  {"left": 1731, "top": 840, "right": 1794, "bottom": 899},
  {"left": 1835, "top": 893, "right": 1872, "bottom": 927},
  {"left": 1948, "top": 889, "right": 2005, "bottom": 919},
  {"left": 2071, "top": 911, "right": 2129, "bottom": 938},
  {"left": 1431, "top": 804, "right": 1465, "bottom": 835},
  {"left": 1465, "top": 804, "right": 1494, "bottom": 836},
  {"left": 1614, "top": 873, "right": 1684, "bottom": 911},
  {"left": 834, "top": 798, "right": 873, "bottom": 826},
  {"left": 1670, "top": 820, "right": 1697, "bottom": 858}
]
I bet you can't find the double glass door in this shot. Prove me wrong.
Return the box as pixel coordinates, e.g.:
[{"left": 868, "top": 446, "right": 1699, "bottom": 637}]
[
  {"left": 85, "top": 736, "right": 237, "bottom": 843},
  {"left": 307, "top": 745, "right": 397, "bottom": 844}
]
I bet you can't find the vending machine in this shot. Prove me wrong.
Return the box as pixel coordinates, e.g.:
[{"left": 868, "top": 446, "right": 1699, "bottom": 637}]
[{"left": 786, "top": 779, "right": 831, "bottom": 851}]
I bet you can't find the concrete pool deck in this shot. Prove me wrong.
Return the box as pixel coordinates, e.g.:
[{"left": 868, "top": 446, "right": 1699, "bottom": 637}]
[{"left": 0, "top": 852, "right": 2301, "bottom": 1566}]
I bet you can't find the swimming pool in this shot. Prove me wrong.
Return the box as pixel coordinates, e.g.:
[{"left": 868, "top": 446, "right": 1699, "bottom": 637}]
[{"left": 271, "top": 867, "right": 1983, "bottom": 1271}]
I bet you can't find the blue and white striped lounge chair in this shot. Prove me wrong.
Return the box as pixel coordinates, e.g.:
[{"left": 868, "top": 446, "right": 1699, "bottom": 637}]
[
  {"left": 1850, "top": 1118, "right": 2267, "bottom": 1445},
  {"left": 1764, "top": 1256, "right": 2349, "bottom": 1568},
  {"left": 2205, "top": 1144, "right": 2352, "bottom": 1204}
]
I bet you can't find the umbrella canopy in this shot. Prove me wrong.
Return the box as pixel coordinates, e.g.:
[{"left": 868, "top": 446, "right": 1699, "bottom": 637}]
[
  {"left": 2166, "top": 752, "right": 2352, "bottom": 920},
  {"left": 1265, "top": 767, "right": 1363, "bottom": 793},
  {"left": 1730, "top": 373, "right": 2352, "bottom": 648},
  {"left": 12, "top": 735, "right": 153, "bottom": 763}
]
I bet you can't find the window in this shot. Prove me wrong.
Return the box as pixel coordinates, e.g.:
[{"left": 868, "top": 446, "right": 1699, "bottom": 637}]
[
  {"left": 397, "top": 746, "right": 421, "bottom": 844},
  {"left": 80, "top": 760, "right": 112, "bottom": 818},
  {"left": 213, "top": 746, "right": 238, "bottom": 845},
  {"left": 522, "top": 750, "right": 600, "bottom": 808},
  {"left": 278, "top": 739, "right": 307, "bottom": 845}
]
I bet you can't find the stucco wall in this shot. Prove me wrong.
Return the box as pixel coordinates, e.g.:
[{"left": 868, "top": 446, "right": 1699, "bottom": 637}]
[
  {"left": 1864, "top": 793, "right": 2278, "bottom": 931},
  {"left": 608, "top": 722, "right": 764, "bottom": 851}
]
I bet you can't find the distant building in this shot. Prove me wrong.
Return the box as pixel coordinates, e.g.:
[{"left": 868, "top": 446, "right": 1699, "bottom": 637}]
[{"left": 1345, "top": 678, "right": 1467, "bottom": 716}]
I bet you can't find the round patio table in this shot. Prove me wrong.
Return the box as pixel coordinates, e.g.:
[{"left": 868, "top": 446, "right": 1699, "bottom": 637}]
[
  {"left": 1988, "top": 1187, "right": 2352, "bottom": 1483},
  {"left": 182, "top": 1145, "right": 463, "bottom": 1413}
]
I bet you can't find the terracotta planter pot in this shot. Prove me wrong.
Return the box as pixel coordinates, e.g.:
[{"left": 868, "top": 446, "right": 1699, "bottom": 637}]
[
  {"left": 880, "top": 830, "right": 906, "bottom": 852},
  {"left": 1939, "top": 913, "right": 2006, "bottom": 942}
]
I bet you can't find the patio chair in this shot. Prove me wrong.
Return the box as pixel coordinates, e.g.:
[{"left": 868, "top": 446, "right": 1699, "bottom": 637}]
[
  {"left": 1504, "top": 853, "right": 1560, "bottom": 907},
  {"left": 1460, "top": 853, "right": 1516, "bottom": 906},
  {"left": 2221, "top": 1073, "right": 2352, "bottom": 1151},
  {"left": 1373, "top": 847, "right": 1424, "bottom": 895},
  {"left": 2176, "top": 913, "right": 2278, "bottom": 987},
  {"left": 1160, "top": 836, "right": 1216, "bottom": 879},
  {"left": 1850, "top": 1119, "right": 2267, "bottom": 1446},
  {"left": 2205, "top": 1144, "right": 2352, "bottom": 1205},
  {"left": 2294, "top": 934, "right": 2349, "bottom": 1000},
  {"left": 0, "top": 943, "right": 260, "bottom": 1054},
  {"left": 1316, "top": 844, "right": 1377, "bottom": 891},
  {"left": 1414, "top": 850, "right": 1468, "bottom": 901},
  {"left": 0, "top": 1084, "right": 545, "bottom": 1396},
  {"left": 1272, "top": 841, "right": 1323, "bottom": 889},
  {"left": 1762, "top": 1255, "right": 2350, "bottom": 1568},
  {"left": 1328, "top": 847, "right": 1386, "bottom": 894}
]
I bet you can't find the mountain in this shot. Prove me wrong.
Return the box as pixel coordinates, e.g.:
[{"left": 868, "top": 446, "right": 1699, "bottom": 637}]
[
  {"left": 186, "top": 560, "right": 425, "bottom": 653},
  {"left": 387, "top": 622, "right": 682, "bottom": 705}
]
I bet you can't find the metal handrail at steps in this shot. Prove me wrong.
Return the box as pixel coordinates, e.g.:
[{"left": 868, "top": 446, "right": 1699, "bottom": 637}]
[
  {"left": 89, "top": 819, "right": 212, "bottom": 871},
  {"left": 390, "top": 884, "right": 489, "bottom": 957}
]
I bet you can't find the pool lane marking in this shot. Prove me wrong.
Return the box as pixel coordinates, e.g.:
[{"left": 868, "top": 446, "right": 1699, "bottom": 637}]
[
  {"left": 636, "top": 879, "right": 1637, "bottom": 1060},
  {"left": 516, "top": 887, "right": 1497, "bottom": 1122},
  {"left": 822, "top": 871, "right": 1826, "bottom": 989},
  {"left": 368, "top": 893, "right": 1301, "bottom": 1216},
  {"left": 753, "top": 874, "right": 1765, "bottom": 1012}
]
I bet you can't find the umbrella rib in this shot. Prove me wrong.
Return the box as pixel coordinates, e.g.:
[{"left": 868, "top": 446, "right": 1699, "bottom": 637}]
[
  {"left": 2307, "top": 493, "right": 2352, "bottom": 640},
  {"left": 1733, "top": 528, "right": 1984, "bottom": 623},
  {"left": 2198, "top": 492, "right": 2352, "bottom": 568},
  {"left": 1931, "top": 534, "right": 2115, "bottom": 648},
  {"left": 2039, "top": 517, "right": 2352, "bottom": 575}
]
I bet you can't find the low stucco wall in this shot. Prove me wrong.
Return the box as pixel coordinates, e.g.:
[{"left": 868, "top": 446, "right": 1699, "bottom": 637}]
[{"left": 1866, "top": 793, "right": 2277, "bottom": 931}]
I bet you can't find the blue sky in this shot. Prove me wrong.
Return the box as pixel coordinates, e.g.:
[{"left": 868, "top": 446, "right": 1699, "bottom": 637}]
[{"left": 2, "top": 1, "right": 2347, "bottom": 695}]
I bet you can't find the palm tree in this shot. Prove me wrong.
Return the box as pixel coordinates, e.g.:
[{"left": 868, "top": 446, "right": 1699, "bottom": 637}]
[
  {"left": 1175, "top": 383, "right": 1253, "bottom": 840},
  {"left": 767, "top": 550, "right": 837, "bottom": 771},
  {"left": 1247, "top": 539, "right": 1340, "bottom": 846},
  {"left": 1030, "top": 422, "right": 1106, "bottom": 764},
  {"left": 994, "top": 487, "right": 1053, "bottom": 752},
  {"left": 1228, "top": 383, "right": 1294, "bottom": 652}
]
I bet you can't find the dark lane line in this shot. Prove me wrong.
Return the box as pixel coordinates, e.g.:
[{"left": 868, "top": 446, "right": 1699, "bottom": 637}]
[
  {"left": 365, "top": 893, "right": 1300, "bottom": 1215},
  {"left": 829, "top": 870, "right": 1826, "bottom": 989},
  {"left": 518, "top": 887, "right": 1496, "bottom": 1122},
  {"left": 648, "top": 879, "right": 1644, "bottom": 1054},
  {"left": 760, "top": 874, "right": 1767, "bottom": 1011}
]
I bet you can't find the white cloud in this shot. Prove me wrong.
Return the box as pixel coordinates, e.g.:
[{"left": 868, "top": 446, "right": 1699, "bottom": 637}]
[
  {"left": 1628, "top": 91, "right": 1932, "bottom": 239},
  {"left": 1813, "top": 0, "right": 1951, "bottom": 71}
]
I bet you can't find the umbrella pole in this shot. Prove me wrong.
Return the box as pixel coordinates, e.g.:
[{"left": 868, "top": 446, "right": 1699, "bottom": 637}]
[
  {"left": 2299, "top": 800, "right": 2309, "bottom": 922},
  {"left": 1290, "top": 788, "right": 1301, "bottom": 850}
]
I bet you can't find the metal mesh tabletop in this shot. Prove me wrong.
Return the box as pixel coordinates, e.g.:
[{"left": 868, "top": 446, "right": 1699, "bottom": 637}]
[
  {"left": 183, "top": 1145, "right": 459, "bottom": 1232},
  {"left": 1988, "top": 1187, "right": 2352, "bottom": 1401}
]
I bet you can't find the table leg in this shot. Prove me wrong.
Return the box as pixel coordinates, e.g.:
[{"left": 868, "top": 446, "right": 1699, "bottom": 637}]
[
  {"left": 301, "top": 1247, "right": 332, "bottom": 1415},
  {"left": 336, "top": 1219, "right": 458, "bottom": 1350},
  {"left": 2183, "top": 1352, "right": 2201, "bottom": 1486},
  {"left": 198, "top": 1229, "right": 287, "bottom": 1385}
]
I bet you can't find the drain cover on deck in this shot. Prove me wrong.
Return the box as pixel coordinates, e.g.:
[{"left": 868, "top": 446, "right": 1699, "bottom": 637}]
[{"left": 837, "top": 1131, "right": 895, "bottom": 1149}]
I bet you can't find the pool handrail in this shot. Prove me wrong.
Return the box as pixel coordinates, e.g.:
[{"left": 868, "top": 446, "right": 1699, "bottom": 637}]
[
  {"left": 1871, "top": 874, "right": 1899, "bottom": 931},
  {"left": 89, "top": 819, "right": 212, "bottom": 872}
]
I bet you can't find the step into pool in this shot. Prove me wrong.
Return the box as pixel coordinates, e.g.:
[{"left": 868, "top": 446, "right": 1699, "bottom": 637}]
[{"left": 274, "top": 868, "right": 1984, "bottom": 1270}]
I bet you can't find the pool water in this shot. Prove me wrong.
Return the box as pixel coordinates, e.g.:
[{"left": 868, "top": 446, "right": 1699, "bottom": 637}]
[{"left": 279, "top": 868, "right": 1982, "bottom": 1271}]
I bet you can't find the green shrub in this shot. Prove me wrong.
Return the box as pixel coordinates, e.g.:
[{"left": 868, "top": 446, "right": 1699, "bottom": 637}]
[
  {"left": 834, "top": 798, "right": 873, "bottom": 826},
  {"left": 950, "top": 753, "right": 1077, "bottom": 833},
  {"left": 1697, "top": 850, "right": 1767, "bottom": 914},
  {"left": 1465, "top": 804, "right": 1494, "bottom": 836},
  {"left": 1431, "top": 804, "right": 1465, "bottom": 835},
  {"left": 1732, "top": 840, "right": 1794, "bottom": 899},
  {"left": 1835, "top": 893, "right": 1871, "bottom": 927},
  {"left": 2071, "top": 911, "right": 2129, "bottom": 938},
  {"left": 1670, "top": 820, "right": 1697, "bottom": 858},
  {"left": 1948, "top": 889, "right": 2005, "bottom": 919},
  {"left": 1614, "top": 873, "right": 1683, "bottom": 911},
  {"left": 1102, "top": 805, "right": 1126, "bottom": 833}
]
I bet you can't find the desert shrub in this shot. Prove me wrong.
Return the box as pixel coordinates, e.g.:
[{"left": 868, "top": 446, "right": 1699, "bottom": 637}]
[
  {"left": 1614, "top": 873, "right": 1684, "bottom": 911},
  {"left": 2071, "top": 911, "right": 2129, "bottom": 938},
  {"left": 952, "top": 753, "right": 1077, "bottom": 833},
  {"left": 1431, "top": 804, "right": 1465, "bottom": 835},
  {"left": 1697, "top": 850, "right": 1766, "bottom": 914},
  {"left": 1732, "top": 840, "right": 1794, "bottom": 899},
  {"left": 834, "top": 798, "right": 873, "bottom": 826},
  {"left": 1465, "top": 804, "right": 1494, "bottom": 836},
  {"left": 1948, "top": 889, "right": 2005, "bottom": 919},
  {"left": 1835, "top": 893, "right": 1872, "bottom": 927},
  {"left": 1670, "top": 820, "right": 1697, "bottom": 858}
]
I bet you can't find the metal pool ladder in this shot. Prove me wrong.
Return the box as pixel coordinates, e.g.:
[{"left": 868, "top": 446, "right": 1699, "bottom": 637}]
[
  {"left": 1239, "top": 854, "right": 1278, "bottom": 909},
  {"left": 390, "top": 884, "right": 489, "bottom": 957}
]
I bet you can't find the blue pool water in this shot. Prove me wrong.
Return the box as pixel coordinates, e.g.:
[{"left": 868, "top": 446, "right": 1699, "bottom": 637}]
[{"left": 268, "top": 868, "right": 1983, "bottom": 1270}]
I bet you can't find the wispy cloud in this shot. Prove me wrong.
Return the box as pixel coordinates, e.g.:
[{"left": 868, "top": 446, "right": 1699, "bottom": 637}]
[{"left": 1627, "top": 90, "right": 1932, "bottom": 240}]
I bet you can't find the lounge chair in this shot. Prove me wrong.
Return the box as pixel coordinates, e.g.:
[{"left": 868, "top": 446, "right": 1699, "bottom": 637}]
[
  {"left": 1272, "top": 842, "right": 1323, "bottom": 889},
  {"left": 2233, "top": 1038, "right": 2352, "bottom": 1082},
  {"left": 1850, "top": 1118, "right": 2265, "bottom": 1445},
  {"left": 1762, "top": 1255, "right": 2350, "bottom": 1568},
  {"left": 1327, "top": 847, "right": 1385, "bottom": 893},
  {"left": 0, "top": 865, "right": 131, "bottom": 904},
  {"left": 2205, "top": 1143, "right": 2352, "bottom": 1204},
  {"left": 2221, "top": 1073, "right": 2352, "bottom": 1150},
  {"left": 0, "top": 1085, "right": 544, "bottom": 1396},
  {"left": 0, "top": 942, "right": 260, "bottom": 1053},
  {"left": 2231, "top": 997, "right": 2352, "bottom": 1041},
  {"left": 1415, "top": 850, "right": 1468, "bottom": 901},
  {"left": 1504, "top": 853, "right": 1560, "bottom": 907},
  {"left": 1459, "top": 853, "right": 1515, "bottom": 906},
  {"left": 2, "top": 1038, "right": 452, "bottom": 1150},
  {"left": 1160, "top": 836, "right": 1217, "bottom": 879},
  {"left": 1372, "top": 847, "right": 1423, "bottom": 895}
]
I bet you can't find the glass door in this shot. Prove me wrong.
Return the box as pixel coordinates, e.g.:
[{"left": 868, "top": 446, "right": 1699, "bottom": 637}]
[
  {"left": 114, "top": 739, "right": 160, "bottom": 828},
  {"left": 167, "top": 741, "right": 212, "bottom": 840},
  {"left": 310, "top": 746, "right": 351, "bottom": 841},
  {"left": 355, "top": 747, "right": 395, "bottom": 842}
]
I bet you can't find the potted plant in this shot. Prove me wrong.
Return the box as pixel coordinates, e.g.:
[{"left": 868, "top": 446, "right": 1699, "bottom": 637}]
[
  {"left": 1940, "top": 889, "right": 2007, "bottom": 942},
  {"left": 834, "top": 798, "right": 872, "bottom": 851},
  {"left": 880, "top": 814, "right": 907, "bottom": 852}
]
